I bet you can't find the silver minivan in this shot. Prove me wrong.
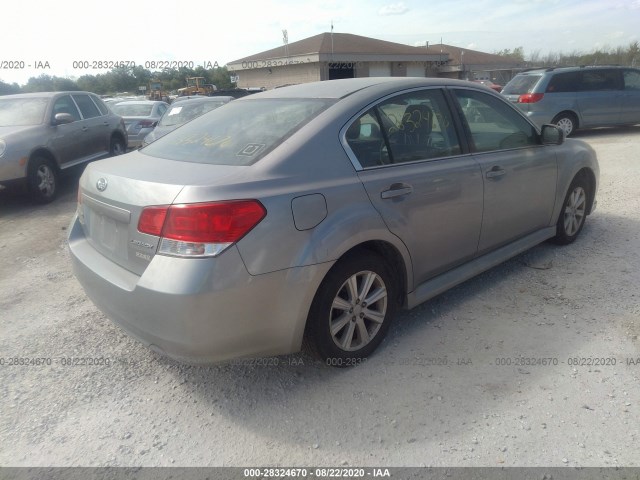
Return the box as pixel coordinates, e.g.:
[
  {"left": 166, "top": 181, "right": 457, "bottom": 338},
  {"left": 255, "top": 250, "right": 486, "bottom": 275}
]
[{"left": 501, "top": 66, "right": 640, "bottom": 136}]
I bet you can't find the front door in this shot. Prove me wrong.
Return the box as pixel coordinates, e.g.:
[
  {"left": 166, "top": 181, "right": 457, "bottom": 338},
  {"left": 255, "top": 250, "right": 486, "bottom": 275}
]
[{"left": 451, "top": 88, "right": 558, "bottom": 254}]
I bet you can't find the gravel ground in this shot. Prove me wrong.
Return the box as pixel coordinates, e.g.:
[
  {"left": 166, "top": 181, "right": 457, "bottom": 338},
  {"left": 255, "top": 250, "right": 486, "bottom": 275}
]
[{"left": 1, "top": 127, "right": 639, "bottom": 467}]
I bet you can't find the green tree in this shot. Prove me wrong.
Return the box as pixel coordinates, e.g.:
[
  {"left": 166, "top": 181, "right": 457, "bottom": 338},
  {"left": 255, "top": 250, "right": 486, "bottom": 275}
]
[{"left": 0, "top": 79, "right": 21, "bottom": 95}]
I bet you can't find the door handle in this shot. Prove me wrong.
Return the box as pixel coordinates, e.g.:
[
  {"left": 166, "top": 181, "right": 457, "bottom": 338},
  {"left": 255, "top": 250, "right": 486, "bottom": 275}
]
[
  {"left": 81, "top": 126, "right": 89, "bottom": 132},
  {"left": 381, "top": 183, "right": 413, "bottom": 199},
  {"left": 486, "top": 167, "right": 506, "bottom": 179}
]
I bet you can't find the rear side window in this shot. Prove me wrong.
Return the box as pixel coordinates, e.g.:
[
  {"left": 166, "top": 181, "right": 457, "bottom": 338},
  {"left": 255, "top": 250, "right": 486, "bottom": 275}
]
[
  {"left": 580, "top": 70, "right": 621, "bottom": 91},
  {"left": 141, "top": 98, "right": 332, "bottom": 166},
  {"left": 345, "top": 89, "right": 461, "bottom": 168},
  {"left": 502, "top": 74, "right": 542, "bottom": 95},
  {"left": 546, "top": 72, "right": 581, "bottom": 93},
  {"left": 72, "top": 94, "right": 101, "bottom": 119},
  {"left": 93, "top": 97, "right": 109, "bottom": 116}
]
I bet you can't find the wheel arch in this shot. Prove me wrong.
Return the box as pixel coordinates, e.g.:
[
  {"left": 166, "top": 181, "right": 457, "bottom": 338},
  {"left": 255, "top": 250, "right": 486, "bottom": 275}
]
[
  {"left": 28, "top": 148, "right": 59, "bottom": 172},
  {"left": 110, "top": 131, "right": 127, "bottom": 151},
  {"left": 553, "top": 110, "right": 580, "bottom": 129},
  {"left": 315, "top": 240, "right": 410, "bottom": 311},
  {"left": 575, "top": 167, "right": 597, "bottom": 215}
]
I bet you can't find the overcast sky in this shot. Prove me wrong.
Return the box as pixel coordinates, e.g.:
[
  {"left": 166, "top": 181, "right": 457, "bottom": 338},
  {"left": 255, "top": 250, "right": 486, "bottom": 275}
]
[{"left": 2, "top": 0, "right": 639, "bottom": 85}]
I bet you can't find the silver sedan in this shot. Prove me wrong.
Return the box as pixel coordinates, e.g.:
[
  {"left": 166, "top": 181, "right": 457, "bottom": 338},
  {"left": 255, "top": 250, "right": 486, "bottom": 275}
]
[
  {"left": 68, "top": 78, "right": 599, "bottom": 365},
  {"left": 111, "top": 100, "right": 168, "bottom": 149}
]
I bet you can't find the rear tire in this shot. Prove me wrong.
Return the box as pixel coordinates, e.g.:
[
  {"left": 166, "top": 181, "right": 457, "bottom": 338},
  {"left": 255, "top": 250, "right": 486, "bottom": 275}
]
[
  {"left": 553, "top": 175, "right": 589, "bottom": 245},
  {"left": 552, "top": 112, "right": 577, "bottom": 137},
  {"left": 305, "top": 251, "right": 397, "bottom": 367},
  {"left": 110, "top": 136, "right": 126, "bottom": 156},
  {"left": 27, "top": 156, "right": 57, "bottom": 204}
]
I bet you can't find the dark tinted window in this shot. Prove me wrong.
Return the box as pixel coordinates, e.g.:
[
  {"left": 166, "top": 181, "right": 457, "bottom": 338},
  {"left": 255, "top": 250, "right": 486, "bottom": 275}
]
[
  {"left": 454, "top": 90, "right": 539, "bottom": 153},
  {"left": 52, "top": 95, "right": 81, "bottom": 122},
  {"left": 580, "top": 70, "right": 621, "bottom": 91},
  {"left": 93, "top": 97, "right": 109, "bottom": 116},
  {"left": 141, "top": 98, "right": 332, "bottom": 166},
  {"left": 72, "top": 94, "right": 101, "bottom": 119},
  {"left": 546, "top": 72, "right": 582, "bottom": 92},
  {"left": 502, "top": 74, "right": 542, "bottom": 94}
]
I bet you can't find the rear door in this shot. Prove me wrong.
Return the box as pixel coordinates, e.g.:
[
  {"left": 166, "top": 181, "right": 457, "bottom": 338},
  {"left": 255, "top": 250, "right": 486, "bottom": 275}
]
[
  {"left": 72, "top": 93, "right": 110, "bottom": 158},
  {"left": 346, "top": 88, "right": 483, "bottom": 287},
  {"left": 451, "top": 88, "right": 557, "bottom": 254}
]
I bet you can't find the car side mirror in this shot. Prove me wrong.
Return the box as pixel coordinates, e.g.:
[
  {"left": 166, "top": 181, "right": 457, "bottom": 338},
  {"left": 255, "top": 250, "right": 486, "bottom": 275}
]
[
  {"left": 53, "top": 113, "right": 75, "bottom": 125},
  {"left": 541, "top": 124, "right": 564, "bottom": 145}
]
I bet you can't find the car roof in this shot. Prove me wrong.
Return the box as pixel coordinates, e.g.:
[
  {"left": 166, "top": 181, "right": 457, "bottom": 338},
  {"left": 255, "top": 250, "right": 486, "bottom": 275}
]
[
  {"left": 0, "top": 91, "right": 99, "bottom": 99},
  {"left": 251, "top": 77, "right": 483, "bottom": 100},
  {"left": 518, "top": 65, "right": 634, "bottom": 76}
]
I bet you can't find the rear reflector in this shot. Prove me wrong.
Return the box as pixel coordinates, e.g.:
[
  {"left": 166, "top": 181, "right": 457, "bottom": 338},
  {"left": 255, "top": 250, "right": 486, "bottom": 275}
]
[
  {"left": 138, "top": 200, "right": 266, "bottom": 257},
  {"left": 518, "top": 93, "right": 544, "bottom": 103}
]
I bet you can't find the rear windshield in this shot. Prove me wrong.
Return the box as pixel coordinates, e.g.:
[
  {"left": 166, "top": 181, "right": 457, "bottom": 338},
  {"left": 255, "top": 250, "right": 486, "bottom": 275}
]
[
  {"left": 0, "top": 98, "right": 48, "bottom": 126},
  {"left": 112, "top": 104, "right": 153, "bottom": 116},
  {"left": 159, "top": 101, "right": 226, "bottom": 127},
  {"left": 141, "top": 98, "right": 333, "bottom": 166},
  {"left": 502, "top": 74, "right": 542, "bottom": 95}
]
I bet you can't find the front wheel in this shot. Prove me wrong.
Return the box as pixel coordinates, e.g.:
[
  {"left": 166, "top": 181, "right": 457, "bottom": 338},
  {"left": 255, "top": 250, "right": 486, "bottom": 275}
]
[
  {"left": 28, "top": 156, "right": 57, "bottom": 203},
  {"left": 553, "top": 176, "right": 589, "bottom": 245},
  {"left": 305, "top": 252, "right": 397, "bottom": 366}
]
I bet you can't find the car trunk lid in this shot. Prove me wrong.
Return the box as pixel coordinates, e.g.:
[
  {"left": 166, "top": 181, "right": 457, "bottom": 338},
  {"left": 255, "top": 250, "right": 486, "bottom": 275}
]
[{"left": 76, "top": 151, "right": 247, "bottom": 275}]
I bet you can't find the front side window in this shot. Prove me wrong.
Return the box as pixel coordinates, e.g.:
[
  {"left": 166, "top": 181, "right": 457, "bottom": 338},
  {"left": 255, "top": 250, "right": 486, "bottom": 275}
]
[
  {"left": 52, "top": 95, "right": 81, "bottom": 122},
  {"left": 454, "top": 89, "right": 539, "bottom": 153},
  {"left": 346, "top": 89, "right": 461, "bottom": 168}
]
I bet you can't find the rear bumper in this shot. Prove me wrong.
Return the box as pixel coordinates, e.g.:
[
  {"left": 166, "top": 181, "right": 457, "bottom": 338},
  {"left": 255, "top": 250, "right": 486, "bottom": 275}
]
[
  {"left": 126, "top": 128, "right": 154, "bottom": 149},
  {"left": 68, "top": 215, "right": 333, "bottom": 364}
]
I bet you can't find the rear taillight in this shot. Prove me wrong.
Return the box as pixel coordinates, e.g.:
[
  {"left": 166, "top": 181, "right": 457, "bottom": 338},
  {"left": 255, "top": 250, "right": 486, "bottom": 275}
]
[
  {"left": 138, "top": 119, "right": 156, "bottom": 128},
  {"left": 518, "top": 93, "right": 544, "bottom": 103},
  {"left": 138, "top": 200, "right": 266, "bottom": 258}
]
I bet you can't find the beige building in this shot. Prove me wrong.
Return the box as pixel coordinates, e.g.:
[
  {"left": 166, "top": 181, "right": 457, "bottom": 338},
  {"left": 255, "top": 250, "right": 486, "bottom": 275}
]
[
  {"left": 227, "top": 33, "right": 523, "bottom": 90},
  {"left": 227, "top": 33, "right": 449, "bottom": 90}
]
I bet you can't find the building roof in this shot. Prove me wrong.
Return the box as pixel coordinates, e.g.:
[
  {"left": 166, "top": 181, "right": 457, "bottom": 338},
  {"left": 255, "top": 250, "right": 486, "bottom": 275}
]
[
  {"left": 229, "top": 32, "right": 444, "bottom": 63},
  {"left": 435, "top": 44, "right": 524, "bottom": 68}
]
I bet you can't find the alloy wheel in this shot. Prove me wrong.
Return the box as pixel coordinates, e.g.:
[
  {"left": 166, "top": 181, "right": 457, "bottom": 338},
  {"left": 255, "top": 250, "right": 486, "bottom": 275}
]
[
  {"left": 563, "top": 186, "right": 586, "bottom": 236},
  {"left": 329, "top": 270, "right": 388, "bottom": 351}
]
